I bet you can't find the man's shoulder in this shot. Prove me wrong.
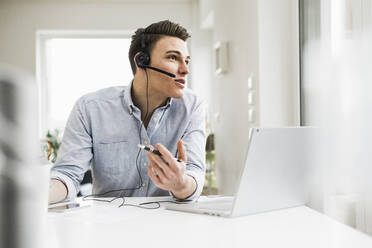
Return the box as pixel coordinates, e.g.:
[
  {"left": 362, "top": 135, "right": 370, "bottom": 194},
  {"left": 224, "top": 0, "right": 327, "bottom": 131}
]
[{"left": 78, "top": 86, "right": 127, "bottom": 105}]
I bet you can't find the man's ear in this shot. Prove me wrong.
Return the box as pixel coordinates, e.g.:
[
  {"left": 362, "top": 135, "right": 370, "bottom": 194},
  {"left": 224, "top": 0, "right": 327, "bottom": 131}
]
[
  {"left": 134, "top": 53, "right": 145, "bottom": 75},
  {"left": 134, "top": 53, "right": 140, "bottom": 69}
]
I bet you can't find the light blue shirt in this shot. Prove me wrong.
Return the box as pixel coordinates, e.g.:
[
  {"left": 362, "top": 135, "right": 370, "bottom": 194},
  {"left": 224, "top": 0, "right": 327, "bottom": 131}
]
[{"left": 50, "top": 82, "right": 206, "bottom": 201}]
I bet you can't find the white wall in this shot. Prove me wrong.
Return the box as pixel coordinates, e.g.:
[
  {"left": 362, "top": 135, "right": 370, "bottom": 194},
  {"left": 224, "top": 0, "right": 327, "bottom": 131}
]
[
  {"left": 258, "top": 0, "right": 300, "bottom": 126},
  {"left": 0, "top": 1, "right": 192, "bottom": 75},
  {"left": 212, "top": 0, "right": 259, "bottom": 194},
  {"left": 210, "top": 0, "right": 300, "bottom": 195},
  {"left": 189, "top": 0, "right": 213, "bottom": 107}
]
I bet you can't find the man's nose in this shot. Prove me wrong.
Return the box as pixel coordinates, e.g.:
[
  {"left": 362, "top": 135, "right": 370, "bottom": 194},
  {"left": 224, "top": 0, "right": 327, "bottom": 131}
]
[{"left": 179, "top": 61, "right": 190, "bottom": 75}]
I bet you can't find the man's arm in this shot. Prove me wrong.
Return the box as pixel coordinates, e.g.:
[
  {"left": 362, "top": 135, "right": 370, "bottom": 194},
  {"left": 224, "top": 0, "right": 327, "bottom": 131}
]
[
  {"left": 49, "top": 97, "right": 93, "bottom": 203},
  {"left": 176, "top": 100, "right": 206, "bottom": 200},
  {"left": 48, "top": 179, "right": 68, "bottom": 204}
]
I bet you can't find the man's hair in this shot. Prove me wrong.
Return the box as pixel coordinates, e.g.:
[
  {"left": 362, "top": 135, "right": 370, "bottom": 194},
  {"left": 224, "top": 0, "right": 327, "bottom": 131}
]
[{"left": 129, "top": 20, "right": 191, "bottom": 75}]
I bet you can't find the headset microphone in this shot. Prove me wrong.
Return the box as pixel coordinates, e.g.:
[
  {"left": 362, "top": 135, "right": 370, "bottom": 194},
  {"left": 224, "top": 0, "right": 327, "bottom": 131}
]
[{"left": 143, "top": 66, "right": 175, "bottom": 78}]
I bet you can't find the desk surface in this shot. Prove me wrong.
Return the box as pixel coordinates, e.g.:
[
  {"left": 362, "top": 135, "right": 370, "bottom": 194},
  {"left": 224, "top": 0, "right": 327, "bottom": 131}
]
[{"left": 47, "top": 196, "right": 372, "bottom": 248}]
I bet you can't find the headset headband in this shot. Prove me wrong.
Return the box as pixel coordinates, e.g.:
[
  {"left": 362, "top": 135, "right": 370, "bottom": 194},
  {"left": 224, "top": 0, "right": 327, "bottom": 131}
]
[{"left": 141, "top": 32, "right": 146, "bottom": 50}]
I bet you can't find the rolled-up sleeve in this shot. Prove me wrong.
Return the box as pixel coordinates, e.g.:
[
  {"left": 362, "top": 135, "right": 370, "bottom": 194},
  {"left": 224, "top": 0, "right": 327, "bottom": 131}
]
[
  {"left": 179, "top": 100, "right": 206, "bottom": 201},
  {"left": 50, "top": 97, "right": 93, "bottom": 201}
]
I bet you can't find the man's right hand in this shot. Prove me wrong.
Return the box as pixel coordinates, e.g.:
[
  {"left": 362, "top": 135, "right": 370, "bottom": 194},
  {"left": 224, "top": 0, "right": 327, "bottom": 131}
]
[{"left": 48, "top": 179, "right": 68, "bottom": 204}]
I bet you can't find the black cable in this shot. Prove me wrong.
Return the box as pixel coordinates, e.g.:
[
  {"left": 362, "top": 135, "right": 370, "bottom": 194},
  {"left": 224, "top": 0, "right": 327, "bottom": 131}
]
[
  {"left": 140, "top": 200, "right": 192, "bottom": 205},
  {"left": 83, "top": 197, "right": 189, "bottom": 210},
  {"left": 83, "top": 195, "right": 125, "bottom": 205},
  {"left": 118, "top": 197, "right": 161, "bottom": 209},
  {"left": 83, "top": 70, "right": 151, "bottom": 207}
]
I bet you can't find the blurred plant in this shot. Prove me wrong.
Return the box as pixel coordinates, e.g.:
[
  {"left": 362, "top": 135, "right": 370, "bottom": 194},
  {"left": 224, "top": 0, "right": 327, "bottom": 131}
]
[
  {"left": 204, "top": 133, "right": 217, "bottom": 194},
  {"left": 206, "top": 133, "right": 215, "bottom": 164},
  {"left": 44, "top": 129, "right": 62, "bottom": 163}
]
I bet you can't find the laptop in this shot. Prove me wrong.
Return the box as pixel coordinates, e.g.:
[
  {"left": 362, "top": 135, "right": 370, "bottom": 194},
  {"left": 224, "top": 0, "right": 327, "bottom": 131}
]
[{"left": 166, "top": 127, "right": 313, "bottom": 217}]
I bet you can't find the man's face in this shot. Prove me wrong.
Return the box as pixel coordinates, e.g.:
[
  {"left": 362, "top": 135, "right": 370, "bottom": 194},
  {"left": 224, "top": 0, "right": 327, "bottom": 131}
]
[{"left": 146, "top": 36, "right": 190, "bottom": 99}]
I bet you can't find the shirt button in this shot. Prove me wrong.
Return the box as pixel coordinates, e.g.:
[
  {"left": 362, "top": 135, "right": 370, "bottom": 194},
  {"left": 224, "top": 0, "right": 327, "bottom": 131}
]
[
  {"left": 143, "top": 162, "right": 147, "bottom": 166},
  {"left": 142, "top": 183, "right": 146, "bottom": 187},
  {"left": 144, "top": 140, "right": 148, "bottom": 145},
  {"left": 153, "top": 117, "right": 157, "bottom": 121}
]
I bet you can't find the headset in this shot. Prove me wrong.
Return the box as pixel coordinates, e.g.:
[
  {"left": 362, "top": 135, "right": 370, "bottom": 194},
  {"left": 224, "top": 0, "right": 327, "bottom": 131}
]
[{"left": 135, "top": 32, "right": 176, "bottom": 78}]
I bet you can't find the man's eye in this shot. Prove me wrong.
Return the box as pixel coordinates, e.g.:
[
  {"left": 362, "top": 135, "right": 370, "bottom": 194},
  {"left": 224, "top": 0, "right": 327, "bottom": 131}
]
[{"left": 168, "top": 55, "right": 177, "bottom": 60}]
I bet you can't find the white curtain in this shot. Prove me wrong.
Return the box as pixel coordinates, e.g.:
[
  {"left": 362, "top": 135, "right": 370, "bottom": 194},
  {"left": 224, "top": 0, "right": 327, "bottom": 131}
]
[{"left": 301, "top": 0, "right": 372, "bottom": 235}]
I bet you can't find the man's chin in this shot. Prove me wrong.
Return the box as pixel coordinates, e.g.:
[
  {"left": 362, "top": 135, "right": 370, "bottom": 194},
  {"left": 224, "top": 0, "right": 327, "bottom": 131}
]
[
  {"left": 173, "top": 91, "right": 184, "bottom": 99},
  {"left": 169, "top": 89, "right": 184, "bottom": 99}
]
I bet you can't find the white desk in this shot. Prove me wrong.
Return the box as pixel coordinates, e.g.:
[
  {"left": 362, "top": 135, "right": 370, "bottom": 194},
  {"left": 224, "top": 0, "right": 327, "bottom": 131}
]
[{"left": 47, "top": 197, "right": 372, "bottom": 248}]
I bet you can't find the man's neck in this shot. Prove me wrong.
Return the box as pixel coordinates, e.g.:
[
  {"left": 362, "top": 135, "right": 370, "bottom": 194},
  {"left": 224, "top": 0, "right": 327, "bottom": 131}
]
[{"left": 131, "top": 76, "right": 168, "bottom": 125}]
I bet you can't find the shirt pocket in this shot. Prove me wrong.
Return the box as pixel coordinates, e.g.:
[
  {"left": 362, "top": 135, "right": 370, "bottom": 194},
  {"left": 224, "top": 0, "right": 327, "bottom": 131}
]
[{"left": 93, "top": 141, "right": 130, "bottom": 175}]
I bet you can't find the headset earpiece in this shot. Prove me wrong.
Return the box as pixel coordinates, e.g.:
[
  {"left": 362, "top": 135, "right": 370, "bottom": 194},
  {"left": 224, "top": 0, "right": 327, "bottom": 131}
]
[{"left": 135, "top": 51, "right": 150, "bottom": 69}]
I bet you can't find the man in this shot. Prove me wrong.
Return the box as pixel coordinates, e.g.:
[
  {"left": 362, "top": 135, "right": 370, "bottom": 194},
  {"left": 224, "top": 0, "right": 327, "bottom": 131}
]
[{"left": 49, "top": 20, "right": 206, "bottom": 204}]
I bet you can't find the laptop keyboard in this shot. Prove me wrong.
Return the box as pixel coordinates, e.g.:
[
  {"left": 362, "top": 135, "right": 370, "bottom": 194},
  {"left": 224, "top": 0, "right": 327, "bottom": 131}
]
[{"left": 196, "top": 201, "right": 233, "bottom": 211}]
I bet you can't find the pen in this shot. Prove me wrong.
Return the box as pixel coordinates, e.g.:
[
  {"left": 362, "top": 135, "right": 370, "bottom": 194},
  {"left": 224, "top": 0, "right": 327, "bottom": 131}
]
[
  {"left": 137, "top": 144, "right": 182, "bottom": 163},
  {"left": 138, "top": 144, "right": 162, "bottom": 156}
]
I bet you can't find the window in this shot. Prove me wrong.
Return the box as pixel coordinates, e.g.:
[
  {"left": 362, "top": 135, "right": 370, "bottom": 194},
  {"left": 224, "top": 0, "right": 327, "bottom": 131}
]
[
  {"left": 299, "top": 0, "right": 372, "bottom": 236},
  {"left": 37, "top": 32, "right": 133, "bottom": 136}
]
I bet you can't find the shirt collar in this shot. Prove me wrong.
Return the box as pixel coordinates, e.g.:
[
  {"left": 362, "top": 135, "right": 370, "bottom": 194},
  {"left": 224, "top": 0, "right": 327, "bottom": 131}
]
[
  {"left": 123, "top": 80, "right": 135, "bottom": 114},
  {"left": 162, "top": 97, "right": 173, "bottom": 109}
]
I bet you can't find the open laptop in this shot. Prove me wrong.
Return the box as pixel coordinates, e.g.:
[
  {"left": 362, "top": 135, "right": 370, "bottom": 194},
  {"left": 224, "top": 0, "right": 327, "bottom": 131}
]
[{"left": 166, "top": 127, "right": 313, "bottom": 217}]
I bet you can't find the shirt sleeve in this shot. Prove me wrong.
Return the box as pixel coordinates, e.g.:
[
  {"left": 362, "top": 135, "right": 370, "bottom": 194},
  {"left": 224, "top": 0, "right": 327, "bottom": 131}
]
[
  {"left": 177, "top": 100, "right": 206, "bottom": 201},
  {"left": 50, "top": 97, "right": 93, "bottom": 201}
]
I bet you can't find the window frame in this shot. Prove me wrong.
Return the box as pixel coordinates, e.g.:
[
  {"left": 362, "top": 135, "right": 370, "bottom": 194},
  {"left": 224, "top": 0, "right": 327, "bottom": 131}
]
[{"left": 36, "top": 30, "right": 133, "bottom": 138}]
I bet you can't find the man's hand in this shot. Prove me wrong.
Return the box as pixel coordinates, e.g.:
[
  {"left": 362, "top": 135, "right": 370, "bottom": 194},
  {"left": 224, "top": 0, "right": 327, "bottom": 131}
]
[{"left": 147, "top": 140, "right": 196, "bottom": 199}]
